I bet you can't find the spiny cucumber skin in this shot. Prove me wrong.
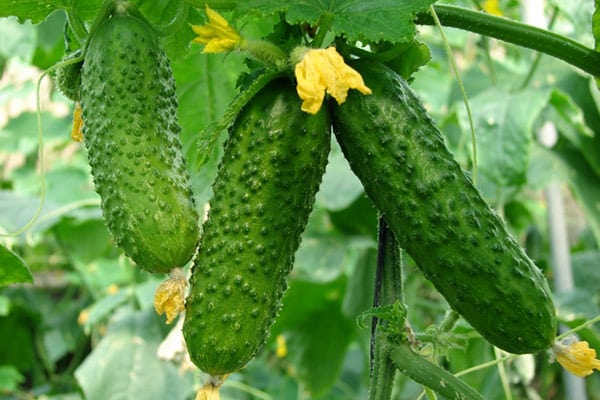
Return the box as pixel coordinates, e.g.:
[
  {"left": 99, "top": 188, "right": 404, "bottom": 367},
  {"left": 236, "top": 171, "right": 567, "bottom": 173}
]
[
  {"left": 331, "top": 61, "right": 556, "bottom": 354},
  {"left": 183, "top": 79, "right": 331, "bottom": 375},
  {"left": 54, "top": 50, "right": 83, "bottom": 102},
  {"left": 80, "top": 15, "right": 199, "bottom": 273}
]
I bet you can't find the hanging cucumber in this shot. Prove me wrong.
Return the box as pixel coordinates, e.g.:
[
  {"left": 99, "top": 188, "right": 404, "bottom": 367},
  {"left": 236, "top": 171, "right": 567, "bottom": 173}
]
[
  {"left": 80, "top": 8, "right": 199, "bottom": 273},
  {"left": 183, "top": 78, "right": 331, "bottom": 375},
  {"left": 331, "top": 60, "right": 556, "bottom": 354}
]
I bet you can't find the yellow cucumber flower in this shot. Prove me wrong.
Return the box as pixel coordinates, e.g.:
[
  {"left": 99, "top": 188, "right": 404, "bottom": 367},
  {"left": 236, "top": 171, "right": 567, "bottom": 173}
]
[
  {"left": 554, "top": 338, "right": 600, "bottom": 377},
  {"left": 294, "top": 47, "right": 372, "bottom": 114},
  {"left": 482, "top": 0, "right": 503, "bottom": 16},
  {"left": 154, "top": 268, "right": 187, "bottom": 324},
  {"left": 191, "top": 6, "right": 242, "bottom": 53}
]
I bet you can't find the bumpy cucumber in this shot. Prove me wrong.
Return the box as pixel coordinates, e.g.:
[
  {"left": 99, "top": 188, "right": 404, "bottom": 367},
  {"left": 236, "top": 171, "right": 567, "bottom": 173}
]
[
  {"left": 183, "top": 78, "right": 331, "bottom": 375},
  {"left": 331, "top": 60, "right": 556, "bottom": 354},
  {"left": 80, "top": 13, "right": 199, "bottom": 273}
]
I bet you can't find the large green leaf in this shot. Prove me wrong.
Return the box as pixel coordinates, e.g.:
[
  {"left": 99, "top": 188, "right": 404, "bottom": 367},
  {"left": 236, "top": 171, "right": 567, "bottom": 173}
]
[
  {"left": 235, "top": 0, "right": 437, "bottom": 44},
  {"left": 0, "top": 245, "right": 33, "bottom": 286},
  {"left": 271, "top": 278, "right": 355, "bottom": 397},
  {"left": 75, "top": 307, "right": 193, "bottom": 400},
  {"left": 458, "top": 87, "right": 550, "bottom": 187}
]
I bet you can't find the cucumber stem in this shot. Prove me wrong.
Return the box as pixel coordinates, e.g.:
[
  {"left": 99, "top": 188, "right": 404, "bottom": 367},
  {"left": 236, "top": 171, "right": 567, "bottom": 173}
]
[
  {"left": 387, "top": 341, "right": 486, "bottom": 400},
  {"left": 416, "top": 4, "right": 600, "bottom": 77},
  {"left": 368, "top": 218, "right": 403, "bottom": 400}
]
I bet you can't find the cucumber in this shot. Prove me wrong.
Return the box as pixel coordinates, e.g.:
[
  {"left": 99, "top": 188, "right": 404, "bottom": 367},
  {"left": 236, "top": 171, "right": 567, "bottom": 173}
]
[
  {"left": 330, "top": 60, "right": 556, "bottom": 354},
  {"left": 54, "top": 50, "right": 83, "bottom": 102},
  {"left": 80, "top": 12, "right": 199, "bottom": 273},
  {"left": 183, "top": 78, "right": 331, "bottom": 375}
]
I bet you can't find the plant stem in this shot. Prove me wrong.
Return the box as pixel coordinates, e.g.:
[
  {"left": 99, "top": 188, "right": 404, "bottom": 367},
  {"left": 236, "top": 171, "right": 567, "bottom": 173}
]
[
  {"left": 387, "top": 340, "right": 485, "bottom": 400},
  {"left": 368, "top": 218, "right": 403, "bottom": 400},
  {"left": 415, "top": 4, "right": 600, "bottom": 77}
]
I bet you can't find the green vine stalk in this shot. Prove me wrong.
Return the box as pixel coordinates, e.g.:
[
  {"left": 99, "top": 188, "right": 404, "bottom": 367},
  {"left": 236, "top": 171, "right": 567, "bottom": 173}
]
[{"left": 416, "top": 4, "right": 600, "bottom": 77}]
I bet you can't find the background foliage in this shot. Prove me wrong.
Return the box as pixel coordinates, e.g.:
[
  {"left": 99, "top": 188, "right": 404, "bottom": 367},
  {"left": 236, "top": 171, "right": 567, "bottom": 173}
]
[{"left": 1, "top": 0, "right": 600, "bottom": 399}]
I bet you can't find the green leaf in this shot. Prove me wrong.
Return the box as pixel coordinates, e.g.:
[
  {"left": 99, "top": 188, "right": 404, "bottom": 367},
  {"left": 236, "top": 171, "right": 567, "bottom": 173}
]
[
  {"left": 595, "top": 0, "right": 600, "bottom": 51},
  {"left": 0, "top": 245, "right": 33, "bottom": 286},
  {"left": 539, "top": 143, "right": 600, "bottom": 245},
  {"left": 315, "top": 139, "right": 364, "bottom": 211},
  {"left": 458, "top": 87, "right": 550, "bottom": 187},
  {"left": 0, "top": 0, "right": 66, "bottom": 24},
  {"left": 237, "top": 0, "right": 437, "bottom": 44},
  {"left": 271, "top": 278, "right": 355, "bottom": 397},
  {"left": 75, "top": 307, "right": 193, "bottom": 400},
  {"left": 0, "top": 365, "right": 24, "bottom": 392},
  {"left": 547, "top": 89, "right": 600, "bottom": 176},
  {"left": 0, "top": 17, "right": 36, "bottom": 62}
]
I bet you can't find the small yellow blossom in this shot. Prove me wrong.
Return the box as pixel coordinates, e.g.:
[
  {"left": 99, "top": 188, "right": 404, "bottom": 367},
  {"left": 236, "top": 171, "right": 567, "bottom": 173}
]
[
  {"left": 77, "top": 309, "right": 90, "bottom": 325},
  {"left": 154, "top": 269, "right": 187, "bottom": 324},
  {"left": 276, "top": 334, "right": 288, "bottom": 358},
  {"left": 482, "top": 0, "right": 503, "bottom": 17},
  {"left": 191, "top": 6, "right": 242, "bottom": 53},
  {"left": 294, "top": 47, "right": 372, "bottom": 114},
  {"left": 554, "top": 338, "right": 600, "bottom": 377},
  {"left": 105, "top": 283, "right": 119, "bottom": 295},
  {"left": 71, "top": 102, "right": 83, "bottom": 142}
]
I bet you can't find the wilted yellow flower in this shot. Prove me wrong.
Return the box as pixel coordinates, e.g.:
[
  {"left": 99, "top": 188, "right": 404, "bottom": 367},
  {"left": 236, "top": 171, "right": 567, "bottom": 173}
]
[
  {"left": 482, "top": 0, "right": 503, "bottom": 16},
  {"left": 71, "top": 102, "right": 83, "bottom": 142},
  {"left": 294, "top": 47, "right": 371, "bottom": 114},
  {"left": 154, "top": 269, "right": 187, "bottom": 324},
  {"left": 554, "top": 338, "right": 600, "bottom": 377},
  {"left": 196, "top": 375, "right": 227, "bottom": 400},
  {"left": 191, "top": 6, "right": 242, "bottom": 53}
]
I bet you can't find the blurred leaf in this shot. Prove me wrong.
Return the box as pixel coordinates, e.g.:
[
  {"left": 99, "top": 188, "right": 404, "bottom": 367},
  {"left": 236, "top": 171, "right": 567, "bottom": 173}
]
[
  {"left": 31, "top": 10, "right": 66, "bottom": 69},
  {"left": 0, "top": 304, "right": 38, "bottom": 372},
  {"left": 571, "top": 250, "right": 600, "bottom": 296},
  {"left": 79, "top": 289, "right": 131, "bottom": 332},
  {"left": 0, "top": 191, "right": 63, "bottom": 236},
  {"left": 0, "top": 111, "right": 70, "bottom": 155},
  {"left": 555, "top": 288, "right": 600, "bottom": 322},
  {"left": 0, "top": 17, "right": 36, "bottom": 61},
  {"left": 0, "top": 245, "right": 33, "bottom": 286},
  {"left": 595, "top": 0, "right": 600, "bottom": 51},
  {"left": 75, "top": 307, "right": 193, "bottom": 400},
  {"left": 172, "top": 50, "right": 242, "bottom": 204},
  {"left": 0, "top": 295, "right": 9, "bottom": 316},
  {"left": 294, "top": 233, "right": 374, "bottom": 283},
  {"left": 551, "top": 142, "right": 600, "bottom": 245},
  {"left": 0, "top": 365, "right": 24, "bottom": 392},
  {"left": 547, "top": 89, "right": 600, "bottom": 176},
  {"left": 272, "top": 278, "right": 354, "bottom": 397},
  {"left": 315, "top": 140, "right": 364, "bottom": 211},
  {"left": 54, "top": 218, "right": 113, "bottom": 263},
  {"left": 236, "top": 0, "right": 437, "bottom": 44},
  {"left": 458, "top": 87, "right": 550, "bottom": 187},
  {"left": 71, "top": 257, "right": 136, "bottom": 299},
  {"left": 328, "top": 194, "right": 377, "bottom": 238},
  {"left": 342, "top": 247, "right": 376, "bottom": 320}
]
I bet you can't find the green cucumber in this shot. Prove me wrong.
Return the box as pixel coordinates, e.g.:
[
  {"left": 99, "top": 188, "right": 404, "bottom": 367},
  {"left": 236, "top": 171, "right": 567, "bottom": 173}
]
[
  {"left": 53, "top": 50, "right": 83, "bottom": 102},
  {"left": 183, "top": 78, "right": 331, "bottom": 375},
  {"left": 331, "top": 60, "right": 556, "bottom": 354},
  {"left": 80, "top": 12, "right": 199, "bottom": 273}
]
